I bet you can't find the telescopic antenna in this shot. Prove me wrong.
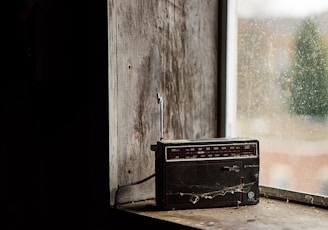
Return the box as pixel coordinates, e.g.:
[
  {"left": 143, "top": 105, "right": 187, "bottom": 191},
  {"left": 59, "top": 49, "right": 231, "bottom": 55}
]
[{"left": 157, "top": 93, "right": 164, "bottom": 140}]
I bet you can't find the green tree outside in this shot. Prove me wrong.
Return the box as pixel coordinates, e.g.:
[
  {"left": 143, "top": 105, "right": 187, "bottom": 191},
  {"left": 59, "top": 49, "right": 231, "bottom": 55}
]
[{"left": 289, "top": 17, "right": 328, "bottom": 118}]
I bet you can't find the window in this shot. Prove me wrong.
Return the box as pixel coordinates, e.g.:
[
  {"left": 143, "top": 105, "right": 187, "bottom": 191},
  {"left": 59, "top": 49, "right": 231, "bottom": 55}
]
[{"left": 227, "top": 0, "right": 328, "bottom": 198}]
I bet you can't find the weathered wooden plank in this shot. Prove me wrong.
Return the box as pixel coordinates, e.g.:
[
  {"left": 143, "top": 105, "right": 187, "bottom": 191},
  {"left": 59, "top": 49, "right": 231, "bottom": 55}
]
[{"left": 109, "top": 0, "right": 218, "bottom": 206}]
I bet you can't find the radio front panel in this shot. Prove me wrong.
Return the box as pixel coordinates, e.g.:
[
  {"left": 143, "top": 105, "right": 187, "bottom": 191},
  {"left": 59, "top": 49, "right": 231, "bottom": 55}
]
[{"left": 152, "top": 138, "right": 260, "bottom": 210}]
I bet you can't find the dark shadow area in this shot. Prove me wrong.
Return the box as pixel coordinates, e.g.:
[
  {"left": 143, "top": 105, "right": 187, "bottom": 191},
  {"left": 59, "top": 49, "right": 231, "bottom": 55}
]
[
  {"left": 4, "top": 0, "right": 110, "bottom": 228},
  {"left": 91, "top": 209, "right": 195, "bottom": 230}
]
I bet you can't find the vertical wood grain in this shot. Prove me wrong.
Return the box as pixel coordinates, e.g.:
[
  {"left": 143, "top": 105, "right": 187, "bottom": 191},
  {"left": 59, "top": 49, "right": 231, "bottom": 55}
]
[{"left": 108, "top": 0, "right": 218, "bottom": 205}]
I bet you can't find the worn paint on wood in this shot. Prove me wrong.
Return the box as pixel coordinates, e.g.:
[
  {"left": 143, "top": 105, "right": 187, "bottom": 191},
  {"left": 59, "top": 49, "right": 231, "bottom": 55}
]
[{"left": 108, "top": 0, "right": 218, "bottom": 205}]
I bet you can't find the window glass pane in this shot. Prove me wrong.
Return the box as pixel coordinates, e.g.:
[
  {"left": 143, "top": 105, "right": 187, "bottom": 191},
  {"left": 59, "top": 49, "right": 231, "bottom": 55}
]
[{"left": 227, "top": 0, "right": 328, "bottom": 196}]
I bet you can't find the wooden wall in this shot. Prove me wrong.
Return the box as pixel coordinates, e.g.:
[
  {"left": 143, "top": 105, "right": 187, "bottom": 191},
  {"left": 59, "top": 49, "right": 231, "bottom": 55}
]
[{"left": 108, "top": 0, "right": 218, "bottom": 206}]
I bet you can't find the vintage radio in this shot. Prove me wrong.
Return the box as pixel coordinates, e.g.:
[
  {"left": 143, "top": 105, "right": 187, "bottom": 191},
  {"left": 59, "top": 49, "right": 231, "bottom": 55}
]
[{"left": 151, "top": 138, "right": 260, "bottom": 210}]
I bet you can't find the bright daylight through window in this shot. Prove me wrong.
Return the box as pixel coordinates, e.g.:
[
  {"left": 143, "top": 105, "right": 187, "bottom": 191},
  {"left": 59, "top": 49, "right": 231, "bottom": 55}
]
[{"left": 227, "top": 0, "right": 328, "bottom": 197}]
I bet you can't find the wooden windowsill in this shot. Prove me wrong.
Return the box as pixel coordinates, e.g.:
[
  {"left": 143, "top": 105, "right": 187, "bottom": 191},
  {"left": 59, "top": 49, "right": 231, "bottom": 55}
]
[{"left": 116, "top": 196, "right": 328, "bottom": 229}]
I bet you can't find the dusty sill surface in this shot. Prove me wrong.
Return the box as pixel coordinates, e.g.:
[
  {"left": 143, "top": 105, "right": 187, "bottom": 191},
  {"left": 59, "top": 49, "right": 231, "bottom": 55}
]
[{"left": 116, "top": 196, "right": 328, "bottom": 229}]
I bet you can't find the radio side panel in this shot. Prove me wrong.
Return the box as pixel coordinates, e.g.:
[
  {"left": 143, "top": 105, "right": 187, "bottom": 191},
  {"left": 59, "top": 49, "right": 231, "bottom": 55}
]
[{"left": 154, "top": 142, "right": 166, "bottom": 210}]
